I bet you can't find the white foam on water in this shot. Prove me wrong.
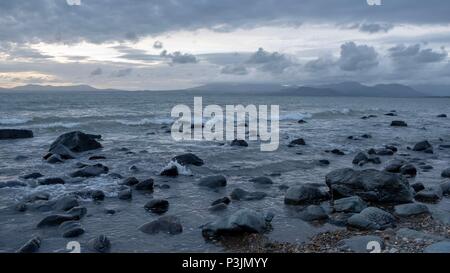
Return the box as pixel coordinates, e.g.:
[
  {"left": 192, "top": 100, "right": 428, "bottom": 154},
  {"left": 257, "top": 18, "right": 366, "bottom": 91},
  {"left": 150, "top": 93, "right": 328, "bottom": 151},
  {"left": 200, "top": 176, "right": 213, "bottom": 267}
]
[
  {"left": 0, "top": 117, "right": 33, "bottom": 125},
  {"left": 162, "top": 161, "right": 192, "bottom": 176}
]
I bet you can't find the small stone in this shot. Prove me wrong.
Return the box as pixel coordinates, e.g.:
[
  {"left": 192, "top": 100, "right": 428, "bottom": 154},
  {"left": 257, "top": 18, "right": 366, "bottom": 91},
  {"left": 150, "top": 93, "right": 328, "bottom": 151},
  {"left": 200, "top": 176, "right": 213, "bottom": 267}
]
[
  {"left": 391, "top": 120, "right": 408, "bottom": 127},
  {"left": 198, "top": 175, "right": 227, "bottom": 188},
  {"left": 59, "top": 221, "right": 85, "bottom": 238},
  {"left": 120, "top": 177, "right": 139, "bottom": 186},
  {"left": 144, "top": 199, "right": 169, "bottom": 214},
  {"left": 135, "top": 178, "right": 154, "bottom": 191},
  {"left": 38, "top": 177, "right": 65, "bottom": 185},
  {"left": 16, "top": 237, "right": 41, "bottom": 253},
  {"left": 88, "top": 235, "right": 111, "bottom": 253}
]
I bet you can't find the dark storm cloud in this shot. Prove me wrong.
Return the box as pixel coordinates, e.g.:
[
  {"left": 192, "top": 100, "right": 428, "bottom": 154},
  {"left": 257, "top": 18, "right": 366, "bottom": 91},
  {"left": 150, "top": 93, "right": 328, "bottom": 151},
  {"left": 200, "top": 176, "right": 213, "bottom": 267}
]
[
  {"left": 338, "top": 42, "right": 379, "bottom": 71},
  {"left": 0, "top": 43, "right": 52, "bottom": 60},
  {"left": 304, "top": 57, "right": 335, "bottom": 71},
  {"left": 1, "top": 0, "right": 450, "bottom": 44},
  {"left": 246, "top": 48, "right": 293, "bottom": 74},
  {"left": 389, "top": 44, "right": 448, "bottom": 64}
]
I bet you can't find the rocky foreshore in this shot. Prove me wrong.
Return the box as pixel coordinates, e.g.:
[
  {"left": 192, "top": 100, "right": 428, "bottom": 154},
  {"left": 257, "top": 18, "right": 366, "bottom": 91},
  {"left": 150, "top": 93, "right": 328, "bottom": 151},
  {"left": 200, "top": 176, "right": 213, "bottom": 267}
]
[{"left": 1, "top": 113, "right": 450, "bottom": 253}]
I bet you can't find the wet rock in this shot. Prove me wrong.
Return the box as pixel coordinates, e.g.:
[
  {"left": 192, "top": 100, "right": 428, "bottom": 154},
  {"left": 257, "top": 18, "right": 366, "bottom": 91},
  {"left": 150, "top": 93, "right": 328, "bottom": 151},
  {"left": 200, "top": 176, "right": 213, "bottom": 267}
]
[
  {"left": 198, "top": 175, "right": 227, "bottom": 188},
  {"left": 172, "top": 153, "right": 204, "bottom": 166},
  {"left": 338, "top": 235, "right": 384, "bottom": 253},
  {"left": 325, "top": 168, "right": 413, "bottom": 204},
  {"left": 390, "top": 120, "right": 408, "bottom": 127},
  {"left": 385, "top": 113, "right": 397, "bottom": 117},
  {"left": 46, "top": 154, "right": 64, "bottom": 164},
  {"left": 298, "top": 119, "right": 307, "bottom": 124},
  {"left": 49, "top": 131, "right": 102, "bottom": 153},
  {"left": 372, "top": 148, "right": 394, "bottom": 156},
  {"left": 0, "top": 129, "right": 33, "bottom": 140},
  {"left": 14, "top": 155, "right": 29, "bottom": 161},
  {"left": 230, "top": 188, "right": 267, "bottom": 201},
  {"left": 249, "top": 177, "right": 273, "bottom": 185},
  {"left": 384, "top": 159, "right": 406, "bottom": 173},
  {"left": 414, "top": 187, "right": 443, "bottom": 203},
  {"left": 118, "top": 188, "right": 132, "bottom": 200},
  {"left": 54, "top": 196, "right": 79, "bottom": 211},
  {"left": 16, "top": 237, "right": 41, "bottom": 253},
  {"left": 299, "top": 205, "right": 328, "bottom": 221},
  {"left": 288, "top": 138, "right": 306, "bottom": 146},
  {"left": 108, "top": 173, "right": 123, "bottom": 179},
  {"left": 209, "top": 203, "right": 228, "bottom": 212},
  {"left": 440, "top": 181, "right": 450, "bottom": 196},
  {"left": 38, "top": 177, "right": 65, "bottom": 185},
  {"left": 67, "top": 206, "right": 87, "bottom": 219},
  {"left": 139, "top": 215, "right": 182, "bottom": 235},
  {"left": 23, "top": 192, "right": 50, "bottom": 203},
  {"left": 21, "top": 172, "right": 44, "bottom": 180},
  {"left": 424, "top": 241, "right": 450, "bottom": 253},
  {"left": 88, "top": 235, "right": 111, "bottom": 253},
  {"left": 37, "top": 214, "right": 77, "bottom": 227},
  {"left": 411, "top": 182, "right": 425, "bottom": 193},
  {"left": 129, "top": 165, "right": 139, "bottom": 172},
  {"left": 211, "top": 197, "right": 231, "bottom": 206},
  {"left": 330, "top": 149, "right": 345, "bottom": 155},
  {"left": 70, "top": 164, "right": 109, "bottom": 178},
  {"left": 413, "top": 140, "right": 433, "bottom": 153},
  {"left": 436, "top": 114, "right": 447, "bottom": 118},
  {"left": 0, "top": 180, "right": 27, "bottom": 189},
  {"left": 400, "top": 164, "right": 417, "bottom": 177},
  {"left": 120, "top": 177, "right": 139, "bottom": 186},
  {"left": 347, "top": 207, "right": 396, "bottom": 230},
  {"left": 284, "top": 185, "right": 329, "bottom": 205},
  {"left": 144, "top": 199, "right": 169, "bottom": 214},
  {"left": 394, "top": 203, "right": 429, "bottom": 217},
  {"left": 59, "top": 221, "right": 85, "bottom": 238},
  {"left": 91, "top": 190, "right": 105, "bottom": 201},
  {"left": 15, "top": 203, "right": 27, "bottom": 212},
  {"left": 231, "top": 139, "right": 248, "bottom": 147},
  {"left": 352, "top": 152, "right": 368, "bottom": 165},
  {"left": 160, "top": 165, "right": 178, "bottom": 177},
  {"left": 319, "top": 159, "right": 330, "bottom": 165},
  {"left": 441, "top": 168, "right": 450, "bottom": 178},
  {"left": 46, "top": 144, "right": 76, "bottom": 160},
  {"left": 135, "top": 178, "right": 154, "bottom": 191},
  {"left": 334, "top": 196, "right": 367, "bottom": 213},
  {"left": 202, "top": 209, "right": 271, "bottom": 238}
]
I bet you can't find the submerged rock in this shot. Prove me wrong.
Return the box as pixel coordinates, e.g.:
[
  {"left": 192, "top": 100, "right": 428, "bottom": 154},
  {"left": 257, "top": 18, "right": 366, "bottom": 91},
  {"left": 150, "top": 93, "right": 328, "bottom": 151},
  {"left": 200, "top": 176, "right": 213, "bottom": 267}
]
[
  {"left": 38, "top": 177, "right": 65, "bottom": 185},
  {"left": 231, "top": 139, "right": 248, "bottom": 147},
  {"left": 399, "top": 164, "right": 417, "bottom": 177},
  {"left": 201, "top": 209, "right": 271, "bottom": 238},
  {"left": 284, "top": 185, "right": 329, "bottom": 205},
  {"left": 120, "top": 177, "right": 139, "bottom": 186},
  {"left": 16, "top": 237, "right": 41, "bottom": 253},
  {"left": 144, "top": 199, "right": 169, "bottom": 214},
  {"left": 325, "top": 168, "right": 413, "bottom": 204},
  {"left": 198, "top": 175, "right": 227, "bottom": 188},
  {"left": 0, "top": 129, "right": 33, "bottom": 140},
  {"left": 413, "top": 140, "right": 433, "bottom": 153},
  {"left": 288, "top": 138, "right": 306, "bottom": 146},
  {"left": 59, "top": 221, "right": 85, "bottom": 238},
  {"left": 172, "top": 153, "right": 204, "bottom": 166},
  {"left": 333, "top": 196, "right": 367, "bottom": 213},
  {"left": 441, "top": 168, "right": 450, "bottom": 178},
  {"left": 37, "top": 214, "right": 77, "bottom": 228},
  {"left": 347, "top": 207, "right": 396, "bottom": 230},
  {"left": 414, "top": 187, "right": 443, "bottom": 203},
  {"left": 436, "top": 114, "right": 447, "bottom": 118},
  {"left": 139, "top": 215, "right": 182, "bottom": 235},
  {"left": 88, "top": 235, "right": 111, "bottom": 253},
  {"left": 352, "top": 152, "right": 368, "bottom": 165},
  {"left": 135, "top": 178, "right": 154, "bottom": 191},
  {"left": 249, "top": 177, "right": 273, "bottom": 185},
  {"left": 390, "top": 120, "right": 408, "bottom": 127},
  {"left": 70, "top": 164, "right": 109, "bottom": 178},
  {"left": 299, "top": 205, "right": 328, "bottom": 221},
  {"left": 230, "top": 188, "right": 267, "bottom": 201},
  {"left": 49, "top": 131, "right": 102, "bottom": 153},
  {"left": 160, "top": 165, "right": 179, "bottom": 177},
  {"left": 384, "top": 159, "right": 407, "bottom": 173}
]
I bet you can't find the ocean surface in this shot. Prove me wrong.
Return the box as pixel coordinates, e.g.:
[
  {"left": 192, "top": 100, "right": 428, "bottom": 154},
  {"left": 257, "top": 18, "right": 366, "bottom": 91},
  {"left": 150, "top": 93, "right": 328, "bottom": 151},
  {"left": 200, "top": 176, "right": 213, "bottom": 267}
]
[{"left": 1, "top": 90, "right": 450, "bottom": 252}]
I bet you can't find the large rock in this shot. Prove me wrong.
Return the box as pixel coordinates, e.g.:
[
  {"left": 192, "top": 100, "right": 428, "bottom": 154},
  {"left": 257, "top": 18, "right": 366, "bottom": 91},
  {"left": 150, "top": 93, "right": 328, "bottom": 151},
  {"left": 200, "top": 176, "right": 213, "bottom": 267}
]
[
  {"left": 37, "top": 214, "right": 77, "bottom": 227},
  {"left": 49, "top": 131, "right": 102, "bottom": 153},
  {"left": 400, "top": 164, "right": 417, "bottom": 177},
  {"left": 338, "top": 235, "right": 385, "bottom": 253},
  {"left": 333, "top": 196, "right": 367, "bottom": 213},
  {"left": 134, "top": 178, "right": 154, "bottom": 191},
  {"left": 325, "top": 168, "right": 413, "bottom": 204},
  {"left": 16, "top": 237, "right": 41, "bottom": 253},
  {"left": 352, "top": 152, "right": 369, "bottom": 165},
  {"left": 70, "top": 164, "right": 109, "bottom": 178},
  {"left": 144, "top": 199, "right": 169, "bottom": 214},
  {"left": 59, "top": 221, "right": 85, "bottom": 238},
  {"left": 120, "top": 177, "right": 139, "bottom": 186},
  {"left": 0, "top": 129, "right": 33, "bottom": 140},
  {"left": 441, "top": 168, "right": 450, "bottom": 178},
  {"left": 440, "top": 181, "right": 450, "bottom": 195},
  {"left": 384, "top": 159, "right": 406, "bottom": 173},
  {"left": 231, "top": 139, "right": 248, "bottom": 147},
  {"left": 394, "top": 203, "right": 429, "bottom": 217},
  {"left": 172, "top": 153, "right": 204, "bottom": 166},
  {"left": 414, "top": 187, "right": 443, "bottom": 203},
  {"left": 299, "top": 205, "right": 328, "bottom": 221},
  {"left": 230, "top": 188, "right": 267, "bottom": 201},
  {"left": 139, "top": 215, "right": 182, "bottom": 235},
  {"left": 38, "top": 177, "right": 65, "bottom": 185},
  {"left": 198, "top": 175, "right": 227, "bottom": 188},
  {"left": 44, "top": 144, "right": 77, "bottom": 160},
  {"left": 347, "top": 207, "right": 396, "bottom": 230},
  {"left": 202, "top": 209, "right": 271, "bottom": 238},
  {"left": 284, "top": 185, "right": 329, "bottom": 205},
  {"left": 413, "top": 140, "right": 433, "bottom": 153}
]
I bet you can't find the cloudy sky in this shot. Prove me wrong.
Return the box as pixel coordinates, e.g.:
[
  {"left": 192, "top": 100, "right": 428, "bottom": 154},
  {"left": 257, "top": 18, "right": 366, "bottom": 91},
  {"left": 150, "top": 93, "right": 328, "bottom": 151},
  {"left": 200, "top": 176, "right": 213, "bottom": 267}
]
[{"left": 0, "top": 0, "right": 450, "bottom": 90}]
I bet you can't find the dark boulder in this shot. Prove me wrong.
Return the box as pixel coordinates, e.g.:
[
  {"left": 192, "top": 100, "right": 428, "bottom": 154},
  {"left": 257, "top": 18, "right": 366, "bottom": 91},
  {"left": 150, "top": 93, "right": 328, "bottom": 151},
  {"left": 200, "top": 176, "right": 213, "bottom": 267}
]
[
  {"left": 437, "top": 114, "right": 447, "bottom": 118},
  {"left": 333, "top": 196, "right": 367, "bottom": 213},
  {"left": 160, "top": 165, "right": 179, "bottom": 177},
  {"left": 441, "top": 168, "right": 450, "bottom": 178},
  {"left": 284, "top": 185, "right": 329, "bottom": 205},
  {"left": 201, "top": 209, "right": 271, "bottom": 239},
  {"left": 249, "top": 176, "right": 273, "bottom": 185},
  {"left": 352, "top": 152, "right": 368, "bottom": 165},
  {"left": 49, "top": 131, "right": 102, "bottom": 153},
  {"left": 37, "top": 214, "right": 77, "bottom": 228},
  {"left": 139, "top": 215, "right": 182, "bottom": 235},
  {"left": 21, "top": 172, "right": 44, "bottom": 180},
  {"left": 135, "top": 178, "right": 154, "bottom": 191},
  {"left": 231, "top": 139, "right": 248, "bottom": 147},
  {"left": 413, "top": 140, "right": 433, "bottom": 153},
  {"left": 0, "top": 129, "right": 33, "bottom": 140},
  {"left": 120, "top": 177, "right": 139, "bottom": 186},
  {"left": 384, "top": 159, "right": 406, "bottom": 173},
  {"left": 172, "top": 153, "right": 204, "bottom": 166},
  {"left": 411, "top": 182, "right": 425, "bottom": 193},
  {"left": 391, "top": 120, "right": 408, "bottom": 127},
  {"left": 394, "top": 203, "right": 429, "bottom": 217},
  {"left": 198, "top": 175, "right": 227, "bottom": 188},
  {"left": 144, "top": 199, "right": 169, "bottom": 214},
  {"left": 400, "top": 164, "right": 417, "bottom": 177},
  {"left": 38, "top": 177, "right": 65, "bottom": 185},
  {"left": 299, "top": 205, "right": 328, "bottom": 221},
  {"left": 288, "top": 138, "right": 306, "bottom": 146},
  {"left": 414, "top": 187, "right": 443, "bottom": 203},
  {"left": 325, "top": 168, "right": 413, "bottom": 204},
  {"left": 16, "top": 237, "right": 41, "bottom": 253},
  {"left": 211, "top": 197, "right": 231, "bottom": 206}
]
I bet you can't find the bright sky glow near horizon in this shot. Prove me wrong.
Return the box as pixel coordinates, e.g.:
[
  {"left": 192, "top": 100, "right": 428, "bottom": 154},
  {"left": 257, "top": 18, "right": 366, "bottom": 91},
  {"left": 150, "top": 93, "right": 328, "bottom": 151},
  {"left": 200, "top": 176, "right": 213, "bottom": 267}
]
[{"left": 0, "top": 0, "right": 450, "bottom": 90}]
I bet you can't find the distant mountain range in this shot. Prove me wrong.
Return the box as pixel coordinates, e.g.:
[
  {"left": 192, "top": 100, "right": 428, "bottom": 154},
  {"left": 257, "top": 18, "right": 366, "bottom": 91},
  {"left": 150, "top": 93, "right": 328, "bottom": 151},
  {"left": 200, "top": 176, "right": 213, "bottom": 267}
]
[{"left": 1, "top": 82, "right": 449, "bottom": 97}]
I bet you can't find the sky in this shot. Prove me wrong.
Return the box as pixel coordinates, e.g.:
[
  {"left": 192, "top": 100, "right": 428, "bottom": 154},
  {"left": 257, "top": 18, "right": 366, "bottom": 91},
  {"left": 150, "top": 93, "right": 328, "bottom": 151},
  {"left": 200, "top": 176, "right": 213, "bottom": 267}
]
[{"left": 0, "top": 0, "right": 450, "bottom": 90}]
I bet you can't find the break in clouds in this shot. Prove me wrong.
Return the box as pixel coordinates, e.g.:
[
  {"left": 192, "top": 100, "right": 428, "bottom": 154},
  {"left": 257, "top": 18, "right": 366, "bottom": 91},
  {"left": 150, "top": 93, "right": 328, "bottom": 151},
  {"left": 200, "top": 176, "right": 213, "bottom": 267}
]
[{"left": 0, "top": 0, "right": 450, "bottom": 90}]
